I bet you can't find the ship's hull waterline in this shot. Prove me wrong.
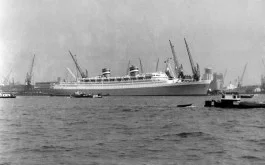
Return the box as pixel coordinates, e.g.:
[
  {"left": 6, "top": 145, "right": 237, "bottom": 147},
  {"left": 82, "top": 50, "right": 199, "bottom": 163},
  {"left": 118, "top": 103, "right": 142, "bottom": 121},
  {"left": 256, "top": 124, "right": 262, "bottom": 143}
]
[{"left": 51, "top": 81, "right": 211, "bottom": 96}]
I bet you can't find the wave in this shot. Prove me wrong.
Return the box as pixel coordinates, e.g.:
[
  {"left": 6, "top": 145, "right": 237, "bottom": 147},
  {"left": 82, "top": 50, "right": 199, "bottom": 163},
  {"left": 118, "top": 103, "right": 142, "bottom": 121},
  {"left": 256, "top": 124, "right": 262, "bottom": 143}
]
[
  {"left": 205, "top": 150, "right": 226, "bottom": 155},
  {"left": 175, "top": 131, "right": 206, "bottom": 138},
  {"left": 121, "top": 108, "right": 139, "bottom": 112},
  {"left": 161, "top": 122, "right": 181, "bottom": 129},
  {"left": 66, "top": 120, "right": 88, "bottom": 125},
  {"left": 243, "top": 124, "right": 265, "bottom": 129},
  {"left": 157, "top": 131, "right": 217, "bottom": 142},
  {"left": 116, "top": 105, "right": 168, "bottom": 112},
  {"left": 146, "top": 148, "right": 163, "bottom": 152},
  {"left": 31, "top": 145, "right": 73, "bottom": 153},
  {"left": 0, "top": 163, "right": 11, "bottom": 165},
  {"left": 246, "top": 138, "right": 265, "bottom": 145},
  {"left": 241, "top": 155, "right": 263, "bottom": 161}
]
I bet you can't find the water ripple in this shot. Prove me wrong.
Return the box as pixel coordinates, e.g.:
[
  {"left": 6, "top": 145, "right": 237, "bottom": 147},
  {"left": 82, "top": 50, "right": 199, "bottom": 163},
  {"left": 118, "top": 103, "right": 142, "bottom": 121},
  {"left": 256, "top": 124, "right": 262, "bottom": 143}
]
[{"left": 1, "top": 95, "right": 265, "bottom": 164}]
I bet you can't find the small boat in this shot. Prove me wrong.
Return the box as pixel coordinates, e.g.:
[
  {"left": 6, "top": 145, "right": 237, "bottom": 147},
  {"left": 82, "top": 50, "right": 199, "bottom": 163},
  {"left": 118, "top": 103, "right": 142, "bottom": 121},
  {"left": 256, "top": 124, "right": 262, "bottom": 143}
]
[
  {"left": 71, "top": 91, "right": 92, "bottom": 98},
  {"left": 71, "top": 91, "right": 102, "bottom": 98},
  {"left": 92, "top": 94, "right": 102, "bottom": 98},
  {"left": 240, "top": 94, "right": 254, "bottom": 98},
  {"left": 205, "top": 93, "right": 265, "bottom": 108},
  {"left": 0, "top": 93, "right": 16, "bottom": 98},
  {"left": 177, "top": 103, "right": 193, "bottom": 107}
]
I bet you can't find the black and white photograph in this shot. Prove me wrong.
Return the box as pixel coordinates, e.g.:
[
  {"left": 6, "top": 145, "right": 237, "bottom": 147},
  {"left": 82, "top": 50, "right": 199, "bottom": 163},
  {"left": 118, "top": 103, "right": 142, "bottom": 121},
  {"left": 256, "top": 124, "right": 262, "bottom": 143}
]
[{"left": 0, "top": 0, "right": 265, "bottom": 164}]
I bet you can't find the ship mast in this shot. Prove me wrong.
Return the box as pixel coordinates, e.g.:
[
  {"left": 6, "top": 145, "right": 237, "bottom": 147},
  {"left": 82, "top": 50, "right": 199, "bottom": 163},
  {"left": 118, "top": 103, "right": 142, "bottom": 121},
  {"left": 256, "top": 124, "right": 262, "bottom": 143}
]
[
  {"left": 169, "top": 40, "right": 180, "bottom": 78},
  {"left": 126, "top": 60, "right": 130, "bottom": 75},
  {"left": 184, "top": 38, "right": 200, "bottom": 81},
  {"left": 139, "top": 58, "right": 144, "bottom": 74},
  {"left": 156, "top": 58, "right": 159, "bottom": 72}
]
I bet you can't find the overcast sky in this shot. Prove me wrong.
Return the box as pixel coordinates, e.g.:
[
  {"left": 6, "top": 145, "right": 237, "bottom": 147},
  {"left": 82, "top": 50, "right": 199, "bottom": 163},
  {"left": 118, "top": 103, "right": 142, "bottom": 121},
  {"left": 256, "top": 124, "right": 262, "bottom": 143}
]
[{"left": 0, "top": 0, "right": 264, "bottom": 85}]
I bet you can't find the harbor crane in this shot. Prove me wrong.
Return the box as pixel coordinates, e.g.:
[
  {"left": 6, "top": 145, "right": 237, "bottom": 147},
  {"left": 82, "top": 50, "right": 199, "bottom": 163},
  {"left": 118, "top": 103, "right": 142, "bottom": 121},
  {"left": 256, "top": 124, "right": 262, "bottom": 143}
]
[
  {"left": 3, "top": 69, "right": 12, "bottom": 85},
  {"left": 25, "top": 54, "right": 35, "bottom": 86},
  {"left": 221, "top": 69, "right": 227, "bottom": 89},
  {"left": 69, "top": 51, "right": 87, "bottom": 78},
  {"left": 238, "top": 63, "right": 248, "bottom": 88},
  {"left": 164, "top": 58, "right": 174, "bottom": 79},
  {"left": 169, "top": 40, "right": 181, "bottom": 78},
  {"left": 184, "top": 38, "right": 200, "bottom": 81}
]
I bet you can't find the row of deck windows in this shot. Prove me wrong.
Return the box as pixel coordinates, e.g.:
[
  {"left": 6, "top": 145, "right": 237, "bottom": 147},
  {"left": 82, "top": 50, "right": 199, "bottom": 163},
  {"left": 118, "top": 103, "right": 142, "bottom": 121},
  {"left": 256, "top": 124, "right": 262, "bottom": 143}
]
[{"left": 80, "top": 76, "right": 152, "bottom": 83}]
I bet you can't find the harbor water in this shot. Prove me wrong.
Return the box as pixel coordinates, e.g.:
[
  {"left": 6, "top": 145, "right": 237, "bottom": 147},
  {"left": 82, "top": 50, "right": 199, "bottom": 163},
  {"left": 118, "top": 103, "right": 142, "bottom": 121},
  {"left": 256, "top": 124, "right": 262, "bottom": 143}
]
[{"left": 0, "top": 95, "right": 265, "bottom": 164}]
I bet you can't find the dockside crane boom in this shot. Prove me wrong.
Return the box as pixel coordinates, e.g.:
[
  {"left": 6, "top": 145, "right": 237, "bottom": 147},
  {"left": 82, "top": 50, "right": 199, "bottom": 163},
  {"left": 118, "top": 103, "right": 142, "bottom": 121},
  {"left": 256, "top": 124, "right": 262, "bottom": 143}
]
[
  {"left": 223, "top": 69, "right": 227, "bottom": 80},
  {"left": 66, "top": 67, "right": 76, "bottom": 80},
  {"left": 169, "top": 40, "right": 181, "bottom": 77},
  {"left": 184, "top": 38, "right": 200, "bottom": 81},
  {"left": 69, "top": 51, "right": 87, "bottom": 78},
  {"left": 238, "top": 63, "right": 248, "bottom": 87},
  {"left": 25, "top": 54, "right": 35, "bottom": 86}
]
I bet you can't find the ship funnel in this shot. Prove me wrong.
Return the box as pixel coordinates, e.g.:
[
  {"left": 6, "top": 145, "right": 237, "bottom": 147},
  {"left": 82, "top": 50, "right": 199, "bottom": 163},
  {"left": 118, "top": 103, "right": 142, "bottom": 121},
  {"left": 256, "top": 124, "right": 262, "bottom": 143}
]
[
  {"left": 102, "top": 68, "right": 111, "bottom": 78},
  {"left": 202, "top": 67, "right": 213, "bottom": 81},
  {"left": 129, "top": 65, "right": 139, "bottom": 76}
]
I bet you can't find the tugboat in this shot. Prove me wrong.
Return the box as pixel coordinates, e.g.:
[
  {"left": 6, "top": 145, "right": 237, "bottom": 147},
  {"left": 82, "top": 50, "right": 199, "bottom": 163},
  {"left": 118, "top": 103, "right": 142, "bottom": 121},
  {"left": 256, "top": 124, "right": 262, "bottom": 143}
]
[
  {"left": 0, "top": 92, "right": 16, "bottom": 98},
  {"left": 205, "top": 93, "right": 265, "bottom": 108}
]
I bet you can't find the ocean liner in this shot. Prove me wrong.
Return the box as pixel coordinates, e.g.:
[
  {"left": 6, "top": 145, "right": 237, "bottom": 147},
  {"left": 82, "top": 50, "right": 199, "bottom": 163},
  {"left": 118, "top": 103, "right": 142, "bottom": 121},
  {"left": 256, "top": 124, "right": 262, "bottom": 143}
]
[{"left": 51, "top": 39, "right": 212, "bottom": 96}]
